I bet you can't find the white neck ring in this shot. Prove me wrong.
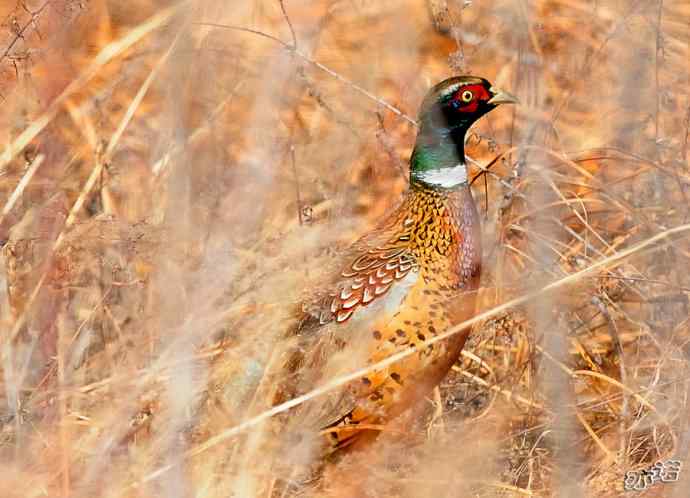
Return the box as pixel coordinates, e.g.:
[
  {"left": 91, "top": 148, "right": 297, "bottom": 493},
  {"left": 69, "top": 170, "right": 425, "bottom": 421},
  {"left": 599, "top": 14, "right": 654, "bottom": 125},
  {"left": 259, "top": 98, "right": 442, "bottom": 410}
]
[{"left": 415, "top": 163, "right": 468, "bottom": 187}]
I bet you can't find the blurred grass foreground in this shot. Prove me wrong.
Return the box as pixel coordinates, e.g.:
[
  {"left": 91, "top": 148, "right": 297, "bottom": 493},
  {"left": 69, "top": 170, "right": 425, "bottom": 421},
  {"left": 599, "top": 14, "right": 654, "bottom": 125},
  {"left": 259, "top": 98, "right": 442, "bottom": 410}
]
[{"left": 0, "top": 1, "right": 689, "bottom": 497}]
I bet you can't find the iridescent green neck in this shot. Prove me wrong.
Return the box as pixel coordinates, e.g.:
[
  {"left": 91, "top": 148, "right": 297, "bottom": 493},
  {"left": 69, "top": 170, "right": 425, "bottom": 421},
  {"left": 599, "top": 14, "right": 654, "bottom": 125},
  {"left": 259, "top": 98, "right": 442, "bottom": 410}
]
[{"left": 410, "top": 124, "right": 467, "bottom": 187}]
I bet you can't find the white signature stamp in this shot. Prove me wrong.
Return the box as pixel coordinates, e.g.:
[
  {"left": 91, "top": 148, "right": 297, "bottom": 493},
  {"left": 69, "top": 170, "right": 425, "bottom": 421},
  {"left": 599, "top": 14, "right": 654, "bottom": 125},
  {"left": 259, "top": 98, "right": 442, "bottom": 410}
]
[{"left": 624, "top": 460, "right": 682, "bottom": 492}]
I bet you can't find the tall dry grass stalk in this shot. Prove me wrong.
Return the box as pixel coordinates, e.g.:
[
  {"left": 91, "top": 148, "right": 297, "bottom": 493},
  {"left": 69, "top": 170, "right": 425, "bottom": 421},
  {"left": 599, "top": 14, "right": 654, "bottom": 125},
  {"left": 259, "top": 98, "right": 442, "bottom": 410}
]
[{"left": 1, "top": 1, "right": 689, "bottom": 497}]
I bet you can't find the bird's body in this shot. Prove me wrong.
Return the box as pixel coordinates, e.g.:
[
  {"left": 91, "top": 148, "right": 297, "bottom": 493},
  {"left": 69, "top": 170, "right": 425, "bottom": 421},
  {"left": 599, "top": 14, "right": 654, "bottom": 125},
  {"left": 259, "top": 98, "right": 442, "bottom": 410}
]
[
  {"left": 273, "top": 76, "right": 517, "bottom": 459},
  {"left": 321, "top": 179, "right": 481, "bottom": 449}
]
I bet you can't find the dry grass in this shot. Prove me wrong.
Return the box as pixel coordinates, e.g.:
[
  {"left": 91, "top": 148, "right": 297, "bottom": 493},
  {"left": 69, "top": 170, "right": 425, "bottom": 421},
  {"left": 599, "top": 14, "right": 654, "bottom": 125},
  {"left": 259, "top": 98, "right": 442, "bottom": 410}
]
[{"left": 1, "top": 0, "right": 689, "bottom": 497}]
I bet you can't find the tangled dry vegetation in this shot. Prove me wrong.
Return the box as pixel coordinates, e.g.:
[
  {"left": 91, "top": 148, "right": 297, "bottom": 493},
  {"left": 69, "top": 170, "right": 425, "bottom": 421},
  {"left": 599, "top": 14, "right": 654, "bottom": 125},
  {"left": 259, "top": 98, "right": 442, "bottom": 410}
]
[{"left": 1, "top": 0, "right": 689, "bottom": 497}]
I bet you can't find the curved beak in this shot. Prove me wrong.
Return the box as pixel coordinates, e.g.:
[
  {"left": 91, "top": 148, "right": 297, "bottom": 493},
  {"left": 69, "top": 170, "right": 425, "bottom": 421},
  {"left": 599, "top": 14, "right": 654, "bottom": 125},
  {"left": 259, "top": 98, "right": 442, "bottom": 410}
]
[{"left": 488, "top": 86, "right": 519, "bottom": 105}]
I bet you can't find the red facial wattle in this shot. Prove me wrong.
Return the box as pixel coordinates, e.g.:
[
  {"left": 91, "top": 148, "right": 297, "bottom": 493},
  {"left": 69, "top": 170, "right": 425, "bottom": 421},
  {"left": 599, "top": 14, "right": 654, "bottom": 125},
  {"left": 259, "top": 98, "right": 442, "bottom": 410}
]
[{"left": 451, "top": 84, "right": 491, "bottom": 113}]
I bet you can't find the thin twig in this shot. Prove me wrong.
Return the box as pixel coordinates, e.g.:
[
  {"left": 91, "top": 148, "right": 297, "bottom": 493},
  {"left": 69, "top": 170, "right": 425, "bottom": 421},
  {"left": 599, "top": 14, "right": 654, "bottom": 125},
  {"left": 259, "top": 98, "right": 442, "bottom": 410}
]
[
  {"left": 289, "top": 144, "right": 303, "bottom": 225},
  {"left": 0, "top": 1, "right": 51, "bottom": 63},
  {"left": 278, "top": 0, "right": 296, "bottom": 50},
  {"left": 0, "top": 153, "right": 44, "bottom": 226}
]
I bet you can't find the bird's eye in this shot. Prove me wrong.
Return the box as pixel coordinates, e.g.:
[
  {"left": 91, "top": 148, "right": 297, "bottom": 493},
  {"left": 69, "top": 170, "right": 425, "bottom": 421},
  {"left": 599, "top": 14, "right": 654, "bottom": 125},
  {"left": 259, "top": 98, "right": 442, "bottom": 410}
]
[{"left": 461, "top": 90, "right": 473, "bottom": 103}]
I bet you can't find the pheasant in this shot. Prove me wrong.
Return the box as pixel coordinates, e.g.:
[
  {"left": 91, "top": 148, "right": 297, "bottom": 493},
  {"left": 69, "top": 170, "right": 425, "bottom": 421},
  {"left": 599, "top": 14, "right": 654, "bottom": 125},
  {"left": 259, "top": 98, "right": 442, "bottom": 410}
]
[{"left": 274, "top": 76, "right": 518, "bottom": 461}]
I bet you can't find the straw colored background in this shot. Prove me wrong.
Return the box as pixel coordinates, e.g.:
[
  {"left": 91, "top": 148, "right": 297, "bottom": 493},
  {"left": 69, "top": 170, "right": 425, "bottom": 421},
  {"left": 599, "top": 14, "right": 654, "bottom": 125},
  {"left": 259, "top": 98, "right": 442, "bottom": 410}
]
[{"left": 1, "top": 1, "right": 689, "bottom": 497}]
